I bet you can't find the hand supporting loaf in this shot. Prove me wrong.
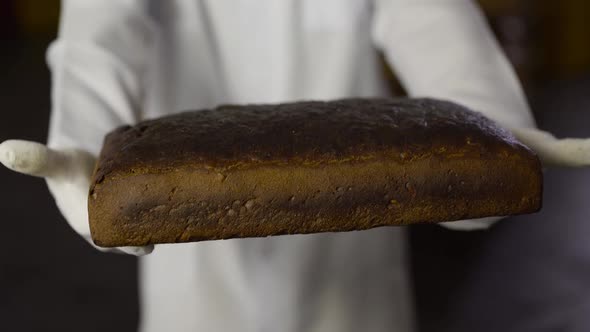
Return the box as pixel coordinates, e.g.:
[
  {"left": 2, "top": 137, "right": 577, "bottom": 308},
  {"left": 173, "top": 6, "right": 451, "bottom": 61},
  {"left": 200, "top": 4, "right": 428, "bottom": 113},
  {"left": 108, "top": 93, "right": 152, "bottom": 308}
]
[
  {"left": 445, "top": 127, "right": 589, "bottom": 231},
  {"left": 0, "top": 140, "right": 154, "bottom": 256},
  {"left": 511, "top": 128, "right": 590, "bottom": 167},
  {"left": 443, "top": 127, "right": 590, "bottom": 231}
]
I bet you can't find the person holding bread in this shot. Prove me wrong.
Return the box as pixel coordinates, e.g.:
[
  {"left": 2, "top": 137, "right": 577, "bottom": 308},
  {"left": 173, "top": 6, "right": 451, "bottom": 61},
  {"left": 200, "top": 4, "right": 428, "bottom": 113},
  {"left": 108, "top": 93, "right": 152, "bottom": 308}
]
[{"left": 1, "top": 1, "right": 589, "bottom": 331}]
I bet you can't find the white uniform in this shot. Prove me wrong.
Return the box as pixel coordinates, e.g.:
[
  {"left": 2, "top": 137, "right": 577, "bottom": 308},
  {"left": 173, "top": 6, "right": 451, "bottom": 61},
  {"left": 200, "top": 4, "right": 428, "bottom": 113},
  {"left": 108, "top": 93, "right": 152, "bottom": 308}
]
[{"left": 45, "top": 0, "right": 535, "bottom": 331}]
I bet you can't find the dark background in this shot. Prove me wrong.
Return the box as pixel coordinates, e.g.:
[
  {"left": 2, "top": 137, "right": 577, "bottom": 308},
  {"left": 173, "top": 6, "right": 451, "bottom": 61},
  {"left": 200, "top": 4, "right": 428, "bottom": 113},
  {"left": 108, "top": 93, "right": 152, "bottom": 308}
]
[{"left": 0, "top": 1, "right": 589, "bottom": 331}]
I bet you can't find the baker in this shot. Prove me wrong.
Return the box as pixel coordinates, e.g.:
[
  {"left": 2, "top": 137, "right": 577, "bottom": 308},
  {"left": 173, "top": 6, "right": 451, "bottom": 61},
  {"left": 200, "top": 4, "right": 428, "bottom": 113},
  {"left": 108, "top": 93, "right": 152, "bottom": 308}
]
[{"left": 1, "top": 1, "right": 589, "bottom": 331}]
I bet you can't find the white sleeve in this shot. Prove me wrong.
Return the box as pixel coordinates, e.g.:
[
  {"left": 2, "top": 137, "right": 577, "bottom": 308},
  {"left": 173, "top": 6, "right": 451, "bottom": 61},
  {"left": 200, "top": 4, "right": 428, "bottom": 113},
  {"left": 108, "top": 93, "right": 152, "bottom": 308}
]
[
  {"left": 372, "top": 0, "right": 536, "bottom": 230},
  {"left": 47, "top": 0, "right": 156, "bottom": 155},
  {"left": 372, "top": 0, "right": 536, "bottom": 130}
]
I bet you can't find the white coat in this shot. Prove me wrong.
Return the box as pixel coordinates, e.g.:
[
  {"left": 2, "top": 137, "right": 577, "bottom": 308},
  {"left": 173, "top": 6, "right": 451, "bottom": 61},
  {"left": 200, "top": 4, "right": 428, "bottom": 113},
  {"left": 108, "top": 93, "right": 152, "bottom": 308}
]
[{"left": 44, "top": 0, "right": 536, "bottom": 331}]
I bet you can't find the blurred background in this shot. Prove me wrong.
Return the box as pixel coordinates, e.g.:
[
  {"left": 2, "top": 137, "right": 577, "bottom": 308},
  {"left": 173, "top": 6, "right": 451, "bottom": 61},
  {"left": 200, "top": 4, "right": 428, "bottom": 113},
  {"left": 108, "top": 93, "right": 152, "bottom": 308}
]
[{"left": 0, "top": 0, "right": 588, "bottom": 331}]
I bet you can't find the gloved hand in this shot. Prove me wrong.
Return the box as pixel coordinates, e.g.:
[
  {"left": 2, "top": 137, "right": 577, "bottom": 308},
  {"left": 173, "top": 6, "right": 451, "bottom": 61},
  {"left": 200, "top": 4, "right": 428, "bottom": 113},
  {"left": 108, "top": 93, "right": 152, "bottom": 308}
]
[
  {"left": 511, "top": 127, "right": 590, "bottom": 167},
  {"left": 0, "top": 139, "right": 154, "bottom": 256},
  {"left": 441, "top": 126, "right": 590, "bottom": 231}
]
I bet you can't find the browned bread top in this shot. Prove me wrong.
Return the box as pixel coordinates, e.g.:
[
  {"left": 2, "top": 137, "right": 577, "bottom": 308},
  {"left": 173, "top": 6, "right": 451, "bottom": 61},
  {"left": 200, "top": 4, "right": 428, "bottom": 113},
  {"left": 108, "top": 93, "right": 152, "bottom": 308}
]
[{"left": 92, "top": 98, "right": 534, "bottom": 181}]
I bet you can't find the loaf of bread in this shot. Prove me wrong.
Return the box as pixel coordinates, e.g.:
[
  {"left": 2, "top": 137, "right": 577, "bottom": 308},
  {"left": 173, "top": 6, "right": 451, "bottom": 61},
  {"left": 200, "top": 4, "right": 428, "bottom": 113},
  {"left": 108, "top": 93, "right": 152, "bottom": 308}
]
[{"left": 88, "top": 98, "right": 542, "bottom": 247}]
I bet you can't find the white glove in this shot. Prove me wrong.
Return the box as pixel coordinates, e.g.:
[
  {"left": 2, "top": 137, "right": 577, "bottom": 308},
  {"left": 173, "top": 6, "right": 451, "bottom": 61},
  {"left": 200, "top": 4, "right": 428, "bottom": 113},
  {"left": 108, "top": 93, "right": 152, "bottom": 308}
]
[
  {"left": 0, "top": 139, "right": 154, "bottom": 256},
  {"left": 511, "top": 127, "right": 590, "bottom": 167},
  {"left": 439, "top": 126, "right": 590, "bottom": 230}
]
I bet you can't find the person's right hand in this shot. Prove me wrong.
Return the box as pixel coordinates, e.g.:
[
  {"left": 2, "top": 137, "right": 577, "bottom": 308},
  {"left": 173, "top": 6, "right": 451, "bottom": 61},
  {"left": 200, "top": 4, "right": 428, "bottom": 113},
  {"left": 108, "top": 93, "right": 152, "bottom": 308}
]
[{"left": 0, "top": 139, "right": 153, "bottom": 256}]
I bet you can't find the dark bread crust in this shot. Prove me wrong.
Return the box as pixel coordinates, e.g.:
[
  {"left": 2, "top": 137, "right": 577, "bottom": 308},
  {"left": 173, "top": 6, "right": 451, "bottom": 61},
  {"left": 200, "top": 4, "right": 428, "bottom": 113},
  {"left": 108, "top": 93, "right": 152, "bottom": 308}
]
[{"left": 88, "top": 98, "right": 542, "bottom": 247}]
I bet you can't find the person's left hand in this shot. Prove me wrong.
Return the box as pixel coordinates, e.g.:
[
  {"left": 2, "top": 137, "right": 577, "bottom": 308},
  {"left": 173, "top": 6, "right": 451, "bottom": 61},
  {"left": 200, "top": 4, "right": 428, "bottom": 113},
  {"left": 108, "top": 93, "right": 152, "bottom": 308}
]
[
  {"left": 510, "top": 127, "right": 590, "bottom": 167},
  {"left": 433, "top": 126, "right": 590, "bottom": 231}
]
